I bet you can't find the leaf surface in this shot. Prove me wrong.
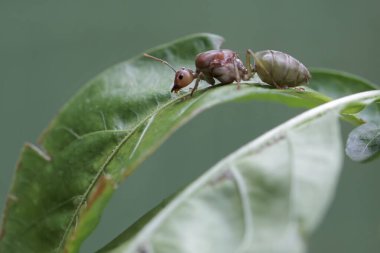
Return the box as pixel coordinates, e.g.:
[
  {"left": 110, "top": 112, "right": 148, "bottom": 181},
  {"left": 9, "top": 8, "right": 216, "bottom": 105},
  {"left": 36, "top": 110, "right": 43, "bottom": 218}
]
[
  {"left": 346, "top": 122, "right": 380, "bottom": 162},
  {"left": 0, "top": 33, "right": 377, "bottom": 253},
  {"left": 98, "top": 91, "right": 380, "bottom": 253}
]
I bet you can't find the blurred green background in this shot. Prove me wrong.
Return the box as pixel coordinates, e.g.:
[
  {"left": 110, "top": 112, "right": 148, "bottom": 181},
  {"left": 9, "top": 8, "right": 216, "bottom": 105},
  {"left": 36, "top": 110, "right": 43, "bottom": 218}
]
[{"left": 1, "top": 0, "right": 379, "bottom": 252}]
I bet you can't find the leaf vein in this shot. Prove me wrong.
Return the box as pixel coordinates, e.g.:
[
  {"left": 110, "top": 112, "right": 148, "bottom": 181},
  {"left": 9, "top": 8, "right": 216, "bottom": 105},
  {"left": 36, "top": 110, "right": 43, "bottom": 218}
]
[{"left": 230, "top": 165, "right": 254, "bottom": 252}]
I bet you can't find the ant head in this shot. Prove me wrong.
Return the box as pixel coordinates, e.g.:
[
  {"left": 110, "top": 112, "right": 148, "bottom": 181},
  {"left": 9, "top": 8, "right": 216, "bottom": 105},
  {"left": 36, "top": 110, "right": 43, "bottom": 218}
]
[
  {"left": 144, "top": 53, "right": 195, "bottom": 93},
  {"left": 171, "top": 68, "right": 195, "bottom": 93}
]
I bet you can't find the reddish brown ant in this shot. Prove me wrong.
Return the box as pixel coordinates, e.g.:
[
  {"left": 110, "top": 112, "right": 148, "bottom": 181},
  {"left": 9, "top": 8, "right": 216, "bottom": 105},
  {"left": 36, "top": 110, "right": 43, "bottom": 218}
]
[{"left": 144, "top": 48, "right": 310, "bottom": 96}]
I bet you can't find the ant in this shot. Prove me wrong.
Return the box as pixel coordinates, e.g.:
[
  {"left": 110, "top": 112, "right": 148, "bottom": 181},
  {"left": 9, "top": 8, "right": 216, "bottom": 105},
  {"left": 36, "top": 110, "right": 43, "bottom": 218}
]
[{"left": 144, "top": 48, "right": 310, "bottom": 96}]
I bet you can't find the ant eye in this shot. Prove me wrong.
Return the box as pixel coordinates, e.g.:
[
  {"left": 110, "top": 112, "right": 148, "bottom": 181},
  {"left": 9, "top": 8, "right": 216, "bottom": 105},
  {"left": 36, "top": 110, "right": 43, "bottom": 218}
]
[{"left": 179, "top": 75, "right": 183, "bottom": 80}]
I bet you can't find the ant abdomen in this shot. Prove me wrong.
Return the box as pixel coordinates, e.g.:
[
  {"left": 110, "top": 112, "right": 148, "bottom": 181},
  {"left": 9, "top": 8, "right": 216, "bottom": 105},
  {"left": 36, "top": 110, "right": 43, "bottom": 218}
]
[{"left": 252, "top": 50, "right": 311, "bottom": 88}]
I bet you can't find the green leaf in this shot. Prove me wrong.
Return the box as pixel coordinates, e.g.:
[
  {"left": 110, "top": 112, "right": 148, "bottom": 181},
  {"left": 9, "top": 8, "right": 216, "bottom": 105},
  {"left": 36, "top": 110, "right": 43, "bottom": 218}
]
[
  {"left": 309, "top": 68, "right": 378, "bottom": 99},
  {"left": 346, "top": 122, "right": 380, "bottom": 162},
  {"left": 310, "top": 69, "right": 379, "bottom": 122},
  {"left": 0, "top": 33, "right": 377, "bottom": 253},
  {"left": 355, "top": 100, "right": 380, "bottom": 123},
  {"left": 98, "top": 91, "right": 380, "bottom": 253}
]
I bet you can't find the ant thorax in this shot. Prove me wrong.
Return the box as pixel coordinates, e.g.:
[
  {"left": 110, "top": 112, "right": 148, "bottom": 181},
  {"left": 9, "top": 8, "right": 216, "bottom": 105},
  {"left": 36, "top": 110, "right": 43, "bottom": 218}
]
[{"left": 195, "top": 49, "right": 249, "bottom": 84}]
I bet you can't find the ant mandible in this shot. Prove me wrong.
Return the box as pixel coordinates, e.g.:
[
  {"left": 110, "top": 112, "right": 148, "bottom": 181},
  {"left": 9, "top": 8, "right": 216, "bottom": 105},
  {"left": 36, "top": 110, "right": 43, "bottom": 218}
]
[{"left": 144, "top": 48, "right": 311, "bottom": 96}]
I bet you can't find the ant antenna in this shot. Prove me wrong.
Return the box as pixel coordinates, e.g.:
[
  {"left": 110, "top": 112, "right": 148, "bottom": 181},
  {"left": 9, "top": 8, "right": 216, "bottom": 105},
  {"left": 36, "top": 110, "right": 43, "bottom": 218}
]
[{"left": 143, "top": 53, "right": 176, "bottom": 72}]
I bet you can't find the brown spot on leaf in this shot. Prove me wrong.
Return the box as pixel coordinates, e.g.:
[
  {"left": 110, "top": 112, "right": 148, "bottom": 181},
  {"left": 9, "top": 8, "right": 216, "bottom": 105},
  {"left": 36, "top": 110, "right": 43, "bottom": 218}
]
[
  {"left": 86, "top": 174, "right": 113, "bottom": 210},
  {"left": 64, "top": 174, "right": 115, "bottom": 252},
  {"left": 0, "top": 193, "right": 19, "bottom": 240}
]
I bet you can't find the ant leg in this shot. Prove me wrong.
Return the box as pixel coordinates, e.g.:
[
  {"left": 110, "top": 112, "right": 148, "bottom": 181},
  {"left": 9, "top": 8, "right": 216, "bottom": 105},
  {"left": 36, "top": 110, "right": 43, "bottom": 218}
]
[
  {"left": 233, "top": 54, "right": 241, "bottom": 90},
  {"left": 245, "top": 49, "right": 256, "bottom": 78},
  {"left": 190, "top": 72, "right": 204, "bottom": 96},
  {"left": 246, "top": 49, "right": 282, "bottom": 89},
  {"left": 204, "top": 75, "right": 215, "bottom": 85}
]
